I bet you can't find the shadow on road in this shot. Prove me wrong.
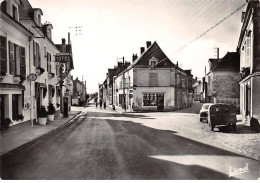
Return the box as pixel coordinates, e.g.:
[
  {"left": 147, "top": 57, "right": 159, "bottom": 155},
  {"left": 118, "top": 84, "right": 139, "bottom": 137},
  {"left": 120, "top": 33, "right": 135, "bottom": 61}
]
[{"left": 1, "top": 111, "right": 258, "bottom": 180}]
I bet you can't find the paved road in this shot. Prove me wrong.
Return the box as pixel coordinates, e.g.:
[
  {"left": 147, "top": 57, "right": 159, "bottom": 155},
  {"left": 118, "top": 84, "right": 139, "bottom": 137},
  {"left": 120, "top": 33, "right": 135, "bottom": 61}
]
[{"left": 0, "top": 103, "right": 259, "bottom": 180}]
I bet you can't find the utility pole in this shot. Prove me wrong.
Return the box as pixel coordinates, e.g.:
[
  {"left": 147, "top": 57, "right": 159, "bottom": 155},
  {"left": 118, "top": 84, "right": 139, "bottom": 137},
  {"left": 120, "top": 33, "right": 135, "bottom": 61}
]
[
  {"left": 117, "top": 57, "right": 126, "bottom": 112},
  {"left": 122, "top": 57, "right": 126, "bottom": 112}
]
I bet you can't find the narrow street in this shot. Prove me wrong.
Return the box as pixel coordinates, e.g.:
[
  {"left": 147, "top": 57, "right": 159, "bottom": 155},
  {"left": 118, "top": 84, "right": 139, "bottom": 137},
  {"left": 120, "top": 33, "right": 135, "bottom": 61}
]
[{"left": 1, "top": 102, "right": 258, "bottom": 180}]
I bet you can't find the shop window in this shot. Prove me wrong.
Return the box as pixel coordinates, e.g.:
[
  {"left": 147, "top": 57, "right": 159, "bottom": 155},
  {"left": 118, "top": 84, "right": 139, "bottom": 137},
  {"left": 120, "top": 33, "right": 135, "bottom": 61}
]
[{"left": 143, "top": 94, "right": 158, "bottom": 106}]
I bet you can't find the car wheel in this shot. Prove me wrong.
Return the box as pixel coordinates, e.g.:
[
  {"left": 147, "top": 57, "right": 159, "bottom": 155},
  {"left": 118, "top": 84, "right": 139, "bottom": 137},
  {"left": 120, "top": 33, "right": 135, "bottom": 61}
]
[{"left": 232, "top": 124, "right": 236, "bottom": 131}]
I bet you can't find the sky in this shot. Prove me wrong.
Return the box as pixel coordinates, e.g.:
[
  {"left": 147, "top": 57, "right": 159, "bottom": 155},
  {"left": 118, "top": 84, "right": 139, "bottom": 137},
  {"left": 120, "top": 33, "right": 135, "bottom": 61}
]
[{"left": 29, "top": 0, "right": 246, "bottom": 93}]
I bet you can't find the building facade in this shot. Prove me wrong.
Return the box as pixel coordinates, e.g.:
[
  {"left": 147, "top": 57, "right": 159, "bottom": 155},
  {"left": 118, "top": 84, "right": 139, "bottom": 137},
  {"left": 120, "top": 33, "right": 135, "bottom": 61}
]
[
  {"left": 72, "top": 77, "right": 87, "bottom": 106},
  {"left": 237, "top": 0, "right": 260, "bottom": 128},
  {"left": 204, "top": 52, "right": 240, "bottom": 110},
  {"left": 0, "top": 0, "right": 33, "bottom": 124},
  {"left": 113, "top": 41, "right": 193, "bottom": 111},
  {"left": 0, "top": 0, "right": 74, "bottom": 126}
]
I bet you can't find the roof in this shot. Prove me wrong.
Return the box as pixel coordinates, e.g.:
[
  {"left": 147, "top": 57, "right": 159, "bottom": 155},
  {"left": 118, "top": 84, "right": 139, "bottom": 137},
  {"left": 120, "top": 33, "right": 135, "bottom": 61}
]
[
  {"left": 208, "top": 52, "right": 240, "bottom": 73},
  {"left": 117, "top": 41, "right": 192, "bottom": 77}
]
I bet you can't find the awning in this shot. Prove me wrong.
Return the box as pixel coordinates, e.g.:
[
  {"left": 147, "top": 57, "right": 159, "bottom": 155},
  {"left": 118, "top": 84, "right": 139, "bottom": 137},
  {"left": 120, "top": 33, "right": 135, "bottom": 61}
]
[{"left": 0, "top": 83, "right": 25, "bottom": 90}]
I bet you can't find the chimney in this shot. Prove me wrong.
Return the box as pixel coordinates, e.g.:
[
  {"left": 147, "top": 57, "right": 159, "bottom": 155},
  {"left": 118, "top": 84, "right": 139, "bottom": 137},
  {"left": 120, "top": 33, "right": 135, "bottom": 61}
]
[
  {"left": 146, "top": 41, "right": 151, "bottom": 49},
  {"left": 62, "top": 38, "right": 66, "bottom": 53},
  {"left": 140, "top": 47, "right": 145, "bottom": 54},
  {"left": 132, "top": 53, "right": 138, "bottom": 62},
  {"left": 68, "top": 32, "right": 71, "bottom": 44}
]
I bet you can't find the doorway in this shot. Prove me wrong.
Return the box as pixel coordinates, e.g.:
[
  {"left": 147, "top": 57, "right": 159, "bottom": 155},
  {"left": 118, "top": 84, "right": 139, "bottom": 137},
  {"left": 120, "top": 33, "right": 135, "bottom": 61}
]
[
  {"left": 157, "top": 94, "right": 164, "bottom": 110},
  {"left": 12, "top": 94, "right": 19, "bottom": 121},
  {"left": 0, "top": 95, "right": 5, "bottom": 120}
]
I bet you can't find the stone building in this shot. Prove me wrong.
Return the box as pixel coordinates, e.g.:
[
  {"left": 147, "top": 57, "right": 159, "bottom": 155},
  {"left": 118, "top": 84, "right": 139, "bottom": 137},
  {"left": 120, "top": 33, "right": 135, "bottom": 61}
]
[{"left": 204, "top": 52, "right": 240, "bottom": 110}]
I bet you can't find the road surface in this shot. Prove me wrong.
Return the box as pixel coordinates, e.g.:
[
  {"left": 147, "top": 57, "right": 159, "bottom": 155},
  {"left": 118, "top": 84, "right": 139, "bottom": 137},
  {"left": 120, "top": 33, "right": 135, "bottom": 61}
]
[{"left": 0, "top": 103, "right": 259, "bottom": 180}]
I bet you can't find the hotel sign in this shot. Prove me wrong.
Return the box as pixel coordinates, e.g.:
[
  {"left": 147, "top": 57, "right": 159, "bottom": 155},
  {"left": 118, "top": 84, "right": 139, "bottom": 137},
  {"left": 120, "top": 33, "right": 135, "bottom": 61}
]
[{"left": 55, "top": 53, "right": 72, "bottom": 62}]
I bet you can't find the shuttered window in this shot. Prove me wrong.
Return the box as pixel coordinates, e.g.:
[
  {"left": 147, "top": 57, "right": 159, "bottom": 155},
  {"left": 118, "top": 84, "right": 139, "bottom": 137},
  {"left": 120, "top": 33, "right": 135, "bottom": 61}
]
[
  {"left": 47, "top": 52, "right": 51, "bottom": 72},
  {"left": 9, "top": 41, "right": 16, "bottom": 75},
  {"left": 149, "top": 73, "right": 158, "bottom": 87},
  {"left": 0, "top": 36, "right": 7, "bottom": 75},
  {"left": 33, "top": 41, "right": 41, "bottom": 67},
  {"left": 20, "top": 46, "right": 26, "bottom": 76}
]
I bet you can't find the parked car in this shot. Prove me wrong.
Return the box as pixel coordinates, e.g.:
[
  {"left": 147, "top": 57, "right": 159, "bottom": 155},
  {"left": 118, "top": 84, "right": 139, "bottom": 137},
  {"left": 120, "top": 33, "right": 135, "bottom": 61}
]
[
  {"left": 199, "top": 103, "right": 213, "bottom": 123},
  {"left": 208, "top": 103, "right": 237, "bottom": 131}
]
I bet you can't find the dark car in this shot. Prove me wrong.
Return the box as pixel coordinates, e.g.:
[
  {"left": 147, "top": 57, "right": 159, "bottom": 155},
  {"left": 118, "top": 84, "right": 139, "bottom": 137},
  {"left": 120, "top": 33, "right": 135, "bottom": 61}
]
[{"left": 208, "top": 103, "right": 237, "bottom": 131}]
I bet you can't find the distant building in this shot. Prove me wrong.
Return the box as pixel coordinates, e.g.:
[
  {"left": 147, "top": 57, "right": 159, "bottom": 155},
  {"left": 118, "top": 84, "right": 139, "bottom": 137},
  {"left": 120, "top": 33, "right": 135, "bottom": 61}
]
[
  {"left": 203, "top": 52, "right": 240, "bottom": 110},
  {"left": 193, "top": 78, "right": 203, "bottom": 102},
  {"left": 100, "top": 61, "right": 130, "bottom": 105},
  {"left": 72, "top": 77, "right": 86, "bottom": 106},
  {"left": 113, "top": 41, "right": 193, "bottom": 111},
  {"left": 237, "top": 0, "right": 260, "bottom": 129}
]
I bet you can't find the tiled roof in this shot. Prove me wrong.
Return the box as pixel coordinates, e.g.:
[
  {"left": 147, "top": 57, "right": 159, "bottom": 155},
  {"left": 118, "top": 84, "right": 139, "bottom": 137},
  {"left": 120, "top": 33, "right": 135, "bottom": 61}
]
[{"left": 210, "top": 52, "right": 240, "bottom": 72}]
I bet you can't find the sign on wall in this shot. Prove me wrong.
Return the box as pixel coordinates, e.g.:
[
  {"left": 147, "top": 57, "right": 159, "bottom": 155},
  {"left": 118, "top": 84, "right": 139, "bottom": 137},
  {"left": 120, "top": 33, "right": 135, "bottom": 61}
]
[{"left": 55, "top": 53, "right": 72, "bottom": 63}]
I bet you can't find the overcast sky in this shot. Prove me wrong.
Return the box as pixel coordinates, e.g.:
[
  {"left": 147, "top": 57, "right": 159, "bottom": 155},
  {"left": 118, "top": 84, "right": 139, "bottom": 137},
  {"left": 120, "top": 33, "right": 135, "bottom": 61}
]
[{"left": 29, "top": 0, "right": 246, "bottom": 93}]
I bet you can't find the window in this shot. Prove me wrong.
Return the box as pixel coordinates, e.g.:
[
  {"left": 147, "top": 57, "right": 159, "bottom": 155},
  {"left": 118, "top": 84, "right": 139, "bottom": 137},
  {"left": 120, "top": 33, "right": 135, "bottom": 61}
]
[
  {"left": 20, "top": 47, "right": 26, "bottom": 76},
  {"left": 177, "top": 75, "right": 180, "bottom": 87},
  {"left": 8, "top": 41, "right": 16, "bottom": 75},
  {"left": 143, "top": 94, "right": 158, "bottom": 106},
  {"left": 149, "top": 73, "right": 158, "bottom": 86},
  {"left": 33, "top": 42, "right": 41, "bottom": 67},
  {"left": 151, "top": 61, "right": 156, "bottom": 67},
  {"left": 12, "top": 5, "right": 18, "bottom": 21},
  {"left": 245, "top": 37, "right": 251, "bottom": 66},
  {"left": 38, "top": 14, "right": 41, "bottom": 26},
  {"left": 47, "top": 52, "right": 51, "bottom": 72},
  {"left": 0, "top": 36, "right": 7, "bottom": 75}
]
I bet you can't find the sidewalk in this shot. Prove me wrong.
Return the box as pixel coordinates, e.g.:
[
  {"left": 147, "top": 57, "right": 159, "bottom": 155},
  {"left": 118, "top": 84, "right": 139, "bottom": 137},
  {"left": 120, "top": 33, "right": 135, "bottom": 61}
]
[
  {"left": 106, "top": 103, "right": 132, "bottom": 113},
  {"left": 0, "top": 107, "right": 84, "bottom": 157}
]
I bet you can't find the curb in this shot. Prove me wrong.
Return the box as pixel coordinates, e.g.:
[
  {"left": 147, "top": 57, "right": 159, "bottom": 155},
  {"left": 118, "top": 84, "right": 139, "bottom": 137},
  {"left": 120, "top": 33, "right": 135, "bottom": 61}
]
[{"left": 0, "top": 111, "right": 83, "bottom": 160}]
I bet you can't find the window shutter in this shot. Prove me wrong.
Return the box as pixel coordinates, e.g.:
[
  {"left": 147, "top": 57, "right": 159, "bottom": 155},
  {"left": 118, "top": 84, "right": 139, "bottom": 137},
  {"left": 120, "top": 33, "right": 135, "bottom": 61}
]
[
  {"left": 20, "top": 46, "right": 26, "bottom": 76},
  {"left": 38, "top": 44, "right": 41, "bottom": 67},
  {"left": 33, "top": 41, "right": 36, "bottom": 66},
  {"left": 9, "top": 41, "right": 15, "bottom": 75},
  {"left": 0, "top": 36, "right": 7, "bottom": 75}
]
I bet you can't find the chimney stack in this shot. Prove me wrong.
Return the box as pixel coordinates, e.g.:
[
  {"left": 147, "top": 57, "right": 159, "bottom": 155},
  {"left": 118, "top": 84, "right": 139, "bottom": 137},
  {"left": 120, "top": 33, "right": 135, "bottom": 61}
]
[
  {"left": 62, "top": 38, "right": 66, "bottom": 53},
  {"left": 68, "top": 32, "right": 71, "bottom": 44},
  {"left": 146, "top": 41, "right": 151, "bottom": 49},
  {"left": 140, "top": 47, "right": 145, "bottom": 54},
  {"left": 132, "top": 53, "right": 138, "bottom": 62}
]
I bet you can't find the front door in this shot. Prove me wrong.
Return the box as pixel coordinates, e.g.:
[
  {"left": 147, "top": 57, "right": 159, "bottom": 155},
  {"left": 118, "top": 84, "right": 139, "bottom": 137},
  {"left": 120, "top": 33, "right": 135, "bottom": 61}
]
[
  {"left": 157, "top": 94, "right": 164, "bottom": 110},
  {"left": 12, "top": 94, "right": 19, "bottom": 121},
  {"left": 0, "top": 95, "right": 5, "bottom": 120},
  {"left": 35, "top": 83, "right": 41, "bottom": 118}
]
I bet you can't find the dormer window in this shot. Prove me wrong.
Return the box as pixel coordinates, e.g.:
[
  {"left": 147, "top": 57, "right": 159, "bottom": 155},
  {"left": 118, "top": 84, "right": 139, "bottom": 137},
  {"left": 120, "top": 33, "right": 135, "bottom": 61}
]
[
  {"left": 2, "top": 0, "right": 20, "bottom": 21},
  {"left": 149, "top": 57, "right": 158, "bottom": 68},
  {"left": 33, "top": 8, "right": 43, "bottom": 27}
]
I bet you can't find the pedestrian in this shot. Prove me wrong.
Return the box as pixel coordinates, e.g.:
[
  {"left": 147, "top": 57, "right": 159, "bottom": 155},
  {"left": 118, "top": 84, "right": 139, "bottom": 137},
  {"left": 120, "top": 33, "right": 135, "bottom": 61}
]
[
  {"left": 96, "top": 101, "right": 98, "bottom": 108},
  {"left": 99, "top": 99, "right": 102, "bottom": 108},
  {"left": 104, "top": 101, "right": 106, "bottom": 109}
]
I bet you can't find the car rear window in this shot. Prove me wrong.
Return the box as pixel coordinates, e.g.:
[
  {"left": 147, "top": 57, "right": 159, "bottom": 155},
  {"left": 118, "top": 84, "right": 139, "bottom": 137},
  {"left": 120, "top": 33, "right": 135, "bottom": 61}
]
[{"left": 203, "top": 105, "right": 210, "bottom": 109}]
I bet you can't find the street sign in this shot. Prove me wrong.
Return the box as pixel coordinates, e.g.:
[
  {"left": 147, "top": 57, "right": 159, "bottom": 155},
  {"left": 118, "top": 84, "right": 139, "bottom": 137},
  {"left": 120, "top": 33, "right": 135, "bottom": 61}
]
[
  {"left": 28, "top": 73, "right": 37, "bottom": 81},
  {"left": 55, "top": 53, "right": 72, "bottom": 62}
]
